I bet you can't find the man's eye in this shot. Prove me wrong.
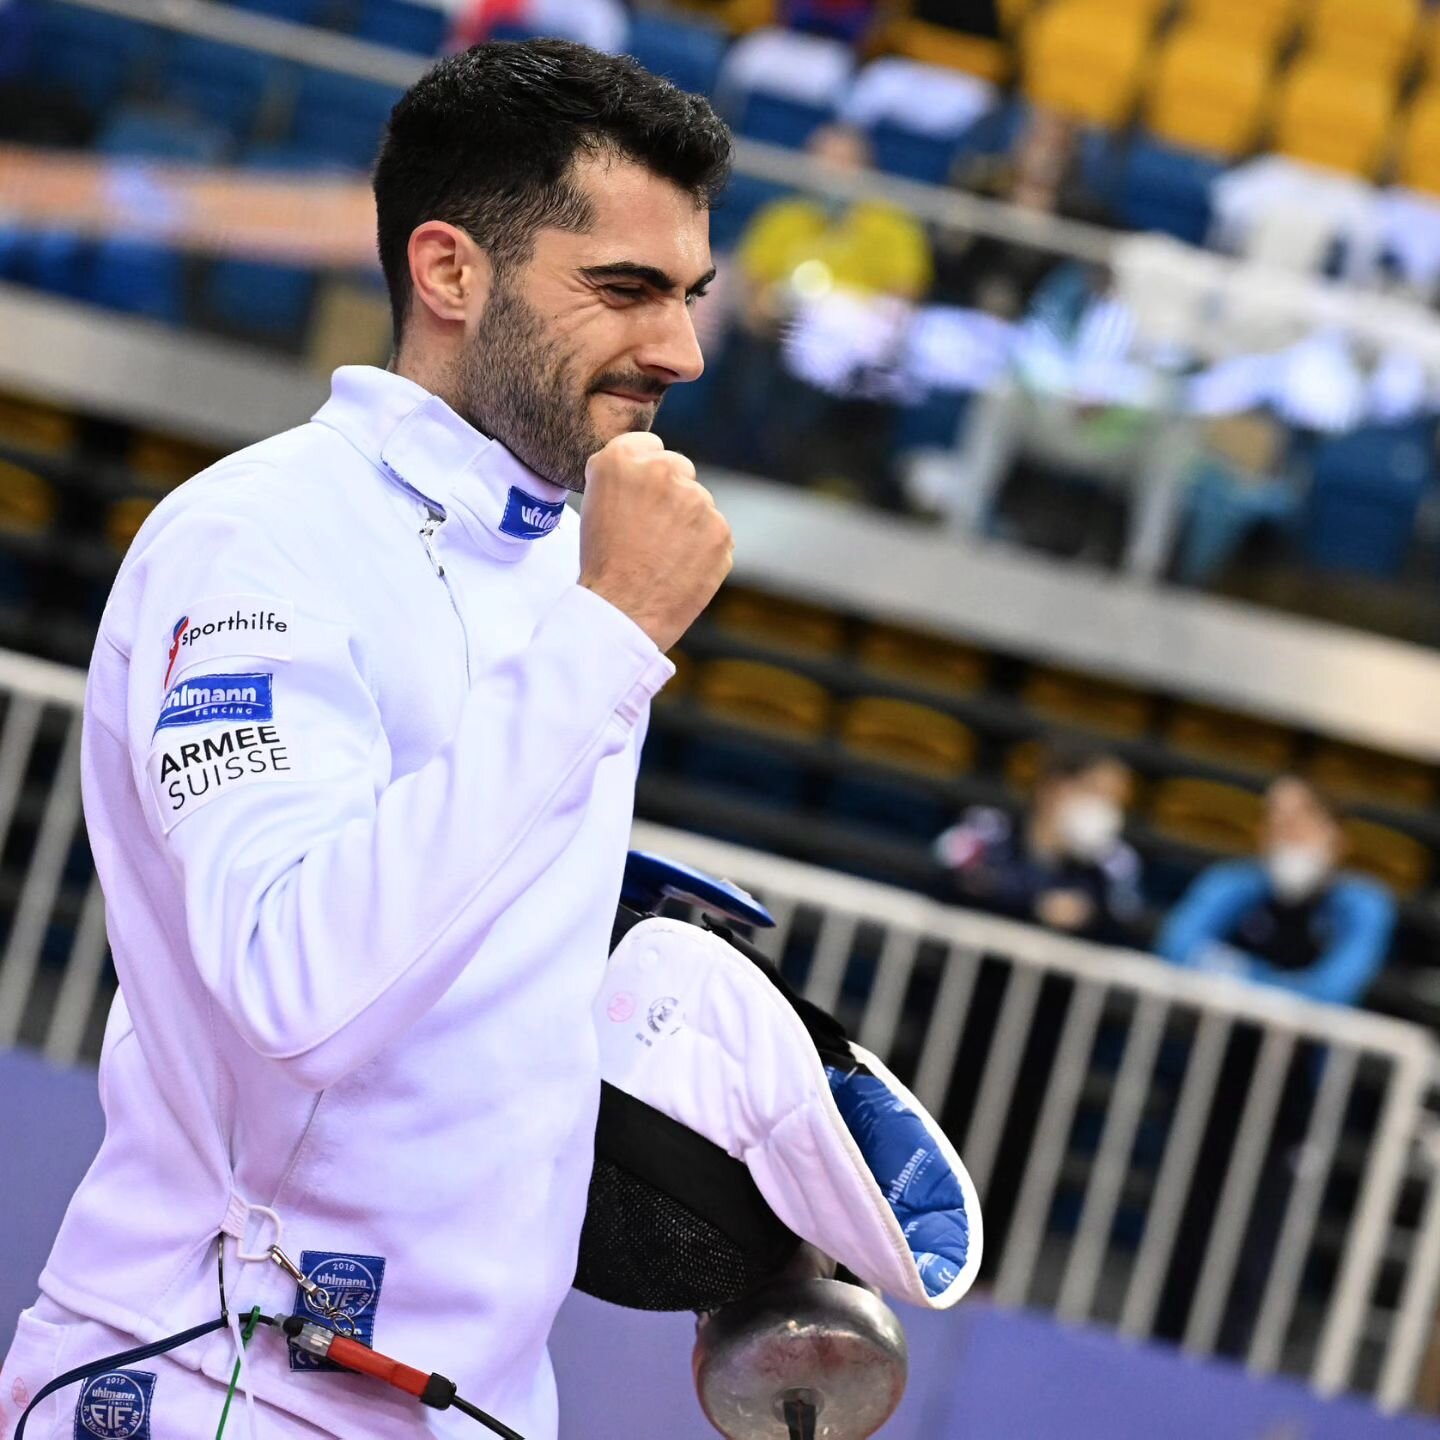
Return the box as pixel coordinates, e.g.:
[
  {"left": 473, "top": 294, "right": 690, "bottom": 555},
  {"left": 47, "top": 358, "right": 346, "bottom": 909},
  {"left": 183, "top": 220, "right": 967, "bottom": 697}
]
[{"left": 605, "top": 285, "right": 645, "bottom": 301}]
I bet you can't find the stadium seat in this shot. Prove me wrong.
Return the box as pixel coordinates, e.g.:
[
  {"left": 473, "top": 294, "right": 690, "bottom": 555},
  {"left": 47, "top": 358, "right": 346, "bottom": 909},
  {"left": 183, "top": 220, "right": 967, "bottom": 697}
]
[
  {"left": 127, "top": 433, "right": 223, "bottom": 491},
  {"left": 694, "top": 657, "right": 832, "bottom": 734},
  {"left": 1301, "top": 423, "right": 1431, "bottom": 577},
  {"left": 667, "top": 0, "right": 775, "bottom": 34},
  {"left": 1395, "top": 88, "right": 1440, "bottom": 197},
  {"left": 354, "top": 0, "right": 449, "bottom": 53},
  {"left": 161, "top": 36, "right": 280, "bottom": 140},
  {"left": 87, "top": 240, "right": 187, "bottom": 326},
  {"left": 0, "top": 459, "right": 58, "bottom": 533},
  {"left": 201, "top": 259, "right": 317, "bottom": 347},
  {"left": 23, "top": 1, "right": 159, "bottom": 114},
  {"left": 856, "top": 624, "right": 987, "bottom": 695},
  {"left": 1308, "top": 742, "right": 1437, "bottom": 812},
  {"left": 1148, "top": 777, "right": 1263, "bottom": 855},
  {"left": 1271, "top": 57, "right": 1395, "bottom": 178},
  {"left": 288, "top": 70, "right": 406, "bottom": 169},
  {"left": 1020, "top": 667, "right": 1154, "bottom": 738},
  {"left": 1306, "top": 0, "right": 1421, "bottom": 78},
  {"left": 97, "top": 106, "right": 231, "bottom": 164},
  {"left": 1143, "top": 24, "right": 1271, "bottom": 159},
  {"left": 1341, "top": 818, "right": 1431, "bottom": 897},
  {"left": 0, "top": 395, "right": 76, "bottom": 456},
  {"left": 718, "top": 27, "right": 850, "bottom": 146},
  {"left": 1163, "top": 703, "right": 1296, "bottom": 774},
  {"left": 228, "top": 0, "right": 333, "bottom": 21},
  {"left": 624, "top": 11, "right": 729, "bottom": 96},
  {"left": 837, "top": 696, "right": 976, "bottom": 776},
  {"left": 1186, "top": 0, "right": 1300, "bottom": 47},
  {"left": 841, "top": 57, "right": 996, "bottom": 185},
  {"left": 709, "top": 586, "right": 846, "bottom": 656},
  {"left": 104, "top": 496, "right": 157, "bottom": 555},
  {"left": 884, "top": 19, "right": 1010, "bottom": 86},
  {"left": 1117, "top": 138, "right": 1226, "bottom": 246},
  {"left": 8, "top": 232, "right": 92, "bottom": 303},
  {"left": 656, "top": 648, "right": 693, "bottom": 703},
  {"left": 1021, "top": 1, "right": 1154, "bottom": 129}
]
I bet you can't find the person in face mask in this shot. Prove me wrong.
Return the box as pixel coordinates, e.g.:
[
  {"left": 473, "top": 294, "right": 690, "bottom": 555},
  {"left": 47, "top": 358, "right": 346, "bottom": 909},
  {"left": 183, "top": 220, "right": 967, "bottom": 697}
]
[
  {"left": 934, "top": 744, "right": 1145, "bottom": 944},
  {"left": 1157, "top": 776, "right": 1395, "bottom": 1007}
]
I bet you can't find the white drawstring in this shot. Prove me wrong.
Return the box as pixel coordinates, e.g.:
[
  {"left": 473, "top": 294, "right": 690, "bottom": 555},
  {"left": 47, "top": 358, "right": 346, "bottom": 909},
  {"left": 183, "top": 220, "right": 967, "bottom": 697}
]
[{"left": 222, "top": 1198, "right": 287, "bottom": 1440}]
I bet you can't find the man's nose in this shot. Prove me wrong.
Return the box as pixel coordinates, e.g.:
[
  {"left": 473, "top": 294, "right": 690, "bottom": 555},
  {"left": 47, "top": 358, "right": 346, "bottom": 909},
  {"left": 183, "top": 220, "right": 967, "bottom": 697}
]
[{"left": 636, "top": 302, "right": 705, "bottom": 385}]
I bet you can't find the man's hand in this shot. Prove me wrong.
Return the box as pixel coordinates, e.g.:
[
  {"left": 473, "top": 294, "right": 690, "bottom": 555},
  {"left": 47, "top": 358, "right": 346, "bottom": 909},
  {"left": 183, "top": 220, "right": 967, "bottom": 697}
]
[
  {"left": 1035, "top": 888, "right": 1095, "bottom": 933},
  {"left": 580, "top": 432, "right": 734, "bottom": 652}
]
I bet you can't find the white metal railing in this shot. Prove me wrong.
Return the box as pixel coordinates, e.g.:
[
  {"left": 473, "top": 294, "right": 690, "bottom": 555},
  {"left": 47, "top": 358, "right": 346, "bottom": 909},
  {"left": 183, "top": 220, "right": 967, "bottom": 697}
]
[{"left": 1, "top": 644, "right": 1439, "bottom": 1413}]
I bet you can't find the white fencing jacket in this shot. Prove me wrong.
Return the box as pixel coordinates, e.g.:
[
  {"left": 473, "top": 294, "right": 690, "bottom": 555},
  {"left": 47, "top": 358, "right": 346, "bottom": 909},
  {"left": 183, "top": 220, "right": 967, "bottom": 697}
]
[{"left": 38, "top": 365, "right": 673, "bottom": 1438}]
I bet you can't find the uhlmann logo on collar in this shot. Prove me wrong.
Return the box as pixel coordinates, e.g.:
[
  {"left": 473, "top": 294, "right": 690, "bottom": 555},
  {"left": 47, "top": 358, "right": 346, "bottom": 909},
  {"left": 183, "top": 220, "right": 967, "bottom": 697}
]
[{"left": 500, "top": 485, "right": 566, "bottom": 541}]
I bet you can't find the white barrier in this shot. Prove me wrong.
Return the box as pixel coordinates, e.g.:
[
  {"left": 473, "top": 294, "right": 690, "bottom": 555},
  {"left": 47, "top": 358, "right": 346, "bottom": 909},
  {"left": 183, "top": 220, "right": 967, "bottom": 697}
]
[{"left": 0, "top": 647, "right": 1438, "bottom": 1412}]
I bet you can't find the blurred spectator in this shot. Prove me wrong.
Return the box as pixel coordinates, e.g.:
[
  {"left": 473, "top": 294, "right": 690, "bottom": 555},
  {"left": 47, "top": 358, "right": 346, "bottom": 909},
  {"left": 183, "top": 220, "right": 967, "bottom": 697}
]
[
  {"left": 710, "top": 124, "right": 932, "bottom": 501},
  {"left": 1157, "top": 775, "right": 1395, "bottom": 1007},
  {"left": 938, "top": 108, "right": 1110, "bottom": 317},
  {"left": 934, "top": 744, "right": 1144, "bottom": 944},
  {"left": 737, "top": 124, "right": 933, "bottom": 312}
]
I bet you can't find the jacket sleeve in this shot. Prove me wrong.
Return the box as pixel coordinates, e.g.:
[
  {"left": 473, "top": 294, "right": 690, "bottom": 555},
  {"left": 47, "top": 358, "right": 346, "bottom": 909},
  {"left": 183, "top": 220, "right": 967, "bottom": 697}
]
[
  {"left": 115, "top": 499, "right": 671, "bottom": 1092},
  {"left": 1156, "top": 863, "right": 1265, "bottom": 968},
  {"left": 1247, "top": 880, "right": 1395, "bottom": 1008}
]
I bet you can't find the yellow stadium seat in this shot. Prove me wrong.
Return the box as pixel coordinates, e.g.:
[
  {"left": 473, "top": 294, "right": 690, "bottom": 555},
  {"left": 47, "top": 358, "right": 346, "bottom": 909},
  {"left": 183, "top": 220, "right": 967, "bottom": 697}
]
[
  {"left": 1307, "top": 0, "right": 1421, "bottom": 77},
  {"left": 668, "top": 0, "right": 775, "bottom": 34},
  {"left": 887, "top": 18, "right": 1012, "bottom": 84},
  {"left": 1308, "top": 742, "right": 1437, "bottom": 811},
  {"left": 656, "top": 648, "right": 693, "bottom": 705},
  {"left": 1342, "top": 818, "right": 1431, "bottom": 897},
  {"left": 127, "top": 432, "right": 224, "bottom": 492},
  {"left": 1164, "top": 703, "right": 1296, "bottom": 774},
  {"left": 0, "top": 459, "right": 58, "bottom": 533},
  {"left": 1149, "top": 778, "right": 1264, "bottom": 855},
  {"left": 1022, "top": 1, "right": 1155, "bottom": 128},
  {"left": 856, "top": 624, "right": 987, "bottom": 695},
  {"left": 0, "top": 394, "right": 76, "bottom": 456},
  {"left": 1186, "top": 0, "right": 1301, "bottom": 47},
  {"left": 105, "top": 496, "right": 157, "bottom": 554},
  {"left": 694, "top": 658, "right": 832, "bottom": 736},
  {"left": 1271, "top": 56, "right": 1395, "bottom": 177},
  {"left": 1021, "top": 667, "right": 1154, "bottom": 738},
  {"left": 1396, "top": 87, "right": 1440, "bottom": 196},
  {"left": 1144, "top": 24, "right": 1273, "bottom": 158},
  {"left": 838, "top": 696, "right": 976, "bottom": 777},
  {"left": 710, "top": 586, "right": 847, "bottom": 657}
]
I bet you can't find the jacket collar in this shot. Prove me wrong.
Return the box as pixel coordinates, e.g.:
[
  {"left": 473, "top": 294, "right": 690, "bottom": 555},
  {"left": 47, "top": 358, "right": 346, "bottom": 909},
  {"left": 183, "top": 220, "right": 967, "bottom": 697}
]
[{"left": 312, "top": 365, "right": 572, "bottom": 549}]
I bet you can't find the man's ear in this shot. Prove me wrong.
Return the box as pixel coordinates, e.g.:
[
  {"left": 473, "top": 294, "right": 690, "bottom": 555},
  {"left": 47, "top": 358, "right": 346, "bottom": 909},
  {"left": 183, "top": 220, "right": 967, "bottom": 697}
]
[{"left": 407, "top": 221, "right": 493, "bottom": 325}]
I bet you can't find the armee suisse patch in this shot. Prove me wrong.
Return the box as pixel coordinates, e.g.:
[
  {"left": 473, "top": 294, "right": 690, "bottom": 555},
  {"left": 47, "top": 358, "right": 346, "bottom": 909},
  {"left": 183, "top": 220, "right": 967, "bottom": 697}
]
[
  {"left": 163, "top": 595, "right": 293, "bottom": 690},
  {"left": 148, "top": 720, "right": 302, "bottom": 833},
  {"left": 290, "top": 1251, "right": 386, "bottom": 1372},
  {"left": 73, "top": 1369, "right": 155, "bottom": 1440}
]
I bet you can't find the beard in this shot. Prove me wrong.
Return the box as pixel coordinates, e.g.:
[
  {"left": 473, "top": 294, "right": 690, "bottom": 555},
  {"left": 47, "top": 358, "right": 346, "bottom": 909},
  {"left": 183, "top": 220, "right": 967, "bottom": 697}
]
[{"left": 451, "top": 274, "right": 663, "bottom": 494}]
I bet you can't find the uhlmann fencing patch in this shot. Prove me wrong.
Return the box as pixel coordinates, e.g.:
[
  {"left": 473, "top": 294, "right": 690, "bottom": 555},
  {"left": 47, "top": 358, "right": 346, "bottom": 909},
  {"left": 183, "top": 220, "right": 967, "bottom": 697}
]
[
  {"left": 73, "top": 1369, "right": 155, "bottom": 1440},
  {"left": 153, "top": 673, "right": 273, "bottom": 734},
  {"left": 291, "top": 1252, "right": 387, "bottom": 1372}
]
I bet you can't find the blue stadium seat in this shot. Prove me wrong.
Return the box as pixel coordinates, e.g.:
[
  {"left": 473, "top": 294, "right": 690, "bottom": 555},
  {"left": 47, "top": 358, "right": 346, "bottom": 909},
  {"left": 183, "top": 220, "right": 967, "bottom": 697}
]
[
  {"left": 1117, "top": 138, "right": 1225, "bottom": 247},
  {"left": 625, "top": 12, "right": 728, "bottom": 97},
  {"left": 87, "top": 240, "right": 187, "bottom": 326},
  {"left": 17, "top": 232, "right": 93, "bottom": 302},
  {"left": 354, "top": 0, "right": 449, "bottom": 55},
  {"left": 1302, "top": 423, "right": 1434, "bottom": 578},
  {"left": 23, "top": 0, "right": 159, "bottom": 113},
  {"left": 867, "top": 123, "right": 959, "bottom": 185},
  {"left": 734, "top": 91, "right": 833, "bottom": 149},
  {"left": 827, "top": 773, "right": 951, "bottom": 841},
  {"left": 708, "top": 172, "right": 790, "bottom": 250},
  {"left": 162, "top": 36, "right": 281, "bottom": 140},
  {"left": 289, "top": 69, "right": 405, "bottom": 168},
  {"left": 97, "top": 106, "right": 230, "bottom": 163},
  {"left": 202, "top": 259, "right": 317, "bottom": 345}
]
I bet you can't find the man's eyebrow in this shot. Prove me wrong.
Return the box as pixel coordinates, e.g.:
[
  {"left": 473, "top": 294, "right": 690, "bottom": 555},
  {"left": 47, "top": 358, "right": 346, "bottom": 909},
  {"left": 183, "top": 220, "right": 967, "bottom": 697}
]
[{"left": 581, "top": 262, "right": 717, "bottom": 297}]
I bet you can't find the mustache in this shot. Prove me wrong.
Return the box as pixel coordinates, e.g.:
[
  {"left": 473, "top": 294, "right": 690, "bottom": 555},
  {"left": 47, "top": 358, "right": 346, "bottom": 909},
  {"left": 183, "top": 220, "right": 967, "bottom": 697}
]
[{"left": 589, "top": 372, "right": 669, "bottom": 401}]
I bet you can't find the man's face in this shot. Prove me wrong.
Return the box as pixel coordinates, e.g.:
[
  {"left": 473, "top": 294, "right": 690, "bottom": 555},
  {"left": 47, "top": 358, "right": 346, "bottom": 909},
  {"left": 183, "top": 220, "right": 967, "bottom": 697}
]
[
  {"left": 454, "top": 153, "right": 714, "bottom": 491},
  {"left": 1264, "top": 778, "right": 1340, "bottom": 859}
]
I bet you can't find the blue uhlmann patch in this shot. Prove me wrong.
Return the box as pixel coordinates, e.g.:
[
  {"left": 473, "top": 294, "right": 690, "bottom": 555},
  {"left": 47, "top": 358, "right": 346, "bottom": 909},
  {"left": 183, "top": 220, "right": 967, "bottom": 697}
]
[
  {"left": 73, "top": 1368, "right": 155, "bottom": 1440},
  {"left": 290, "top": 1250, "right": 386, "bottom": 1372},
  {"left": 499, "top": 486, "right": 566, "bottom": 540},
  {"left": 153, "top": 672, "right": 273, "bottom": 734}
]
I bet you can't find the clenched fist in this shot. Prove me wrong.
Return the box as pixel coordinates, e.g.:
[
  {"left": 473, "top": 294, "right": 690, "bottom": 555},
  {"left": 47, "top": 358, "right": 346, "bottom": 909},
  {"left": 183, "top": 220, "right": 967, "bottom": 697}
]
[{"left": 580, "top": 432, "right": 733, "bottom": 653}]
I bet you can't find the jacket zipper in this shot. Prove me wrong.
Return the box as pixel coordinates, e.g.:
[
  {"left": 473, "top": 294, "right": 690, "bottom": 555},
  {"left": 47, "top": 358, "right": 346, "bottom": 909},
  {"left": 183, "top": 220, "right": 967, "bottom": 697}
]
[{"left": 419, "top": 507, "right": 472, "bottom": 686}]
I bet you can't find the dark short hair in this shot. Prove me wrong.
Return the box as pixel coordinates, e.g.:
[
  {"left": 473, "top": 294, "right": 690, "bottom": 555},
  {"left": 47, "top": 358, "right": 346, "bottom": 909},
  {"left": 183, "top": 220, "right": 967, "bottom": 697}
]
[
  {"left": 1267, "top": 773, "right": 1343, "bottom": 824},
  {"left": 373, "top": 39, "right": 733, "bottom": 343},
  {"left": 1035, "top": 741, "right": 1124, "bottom": 788}
]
